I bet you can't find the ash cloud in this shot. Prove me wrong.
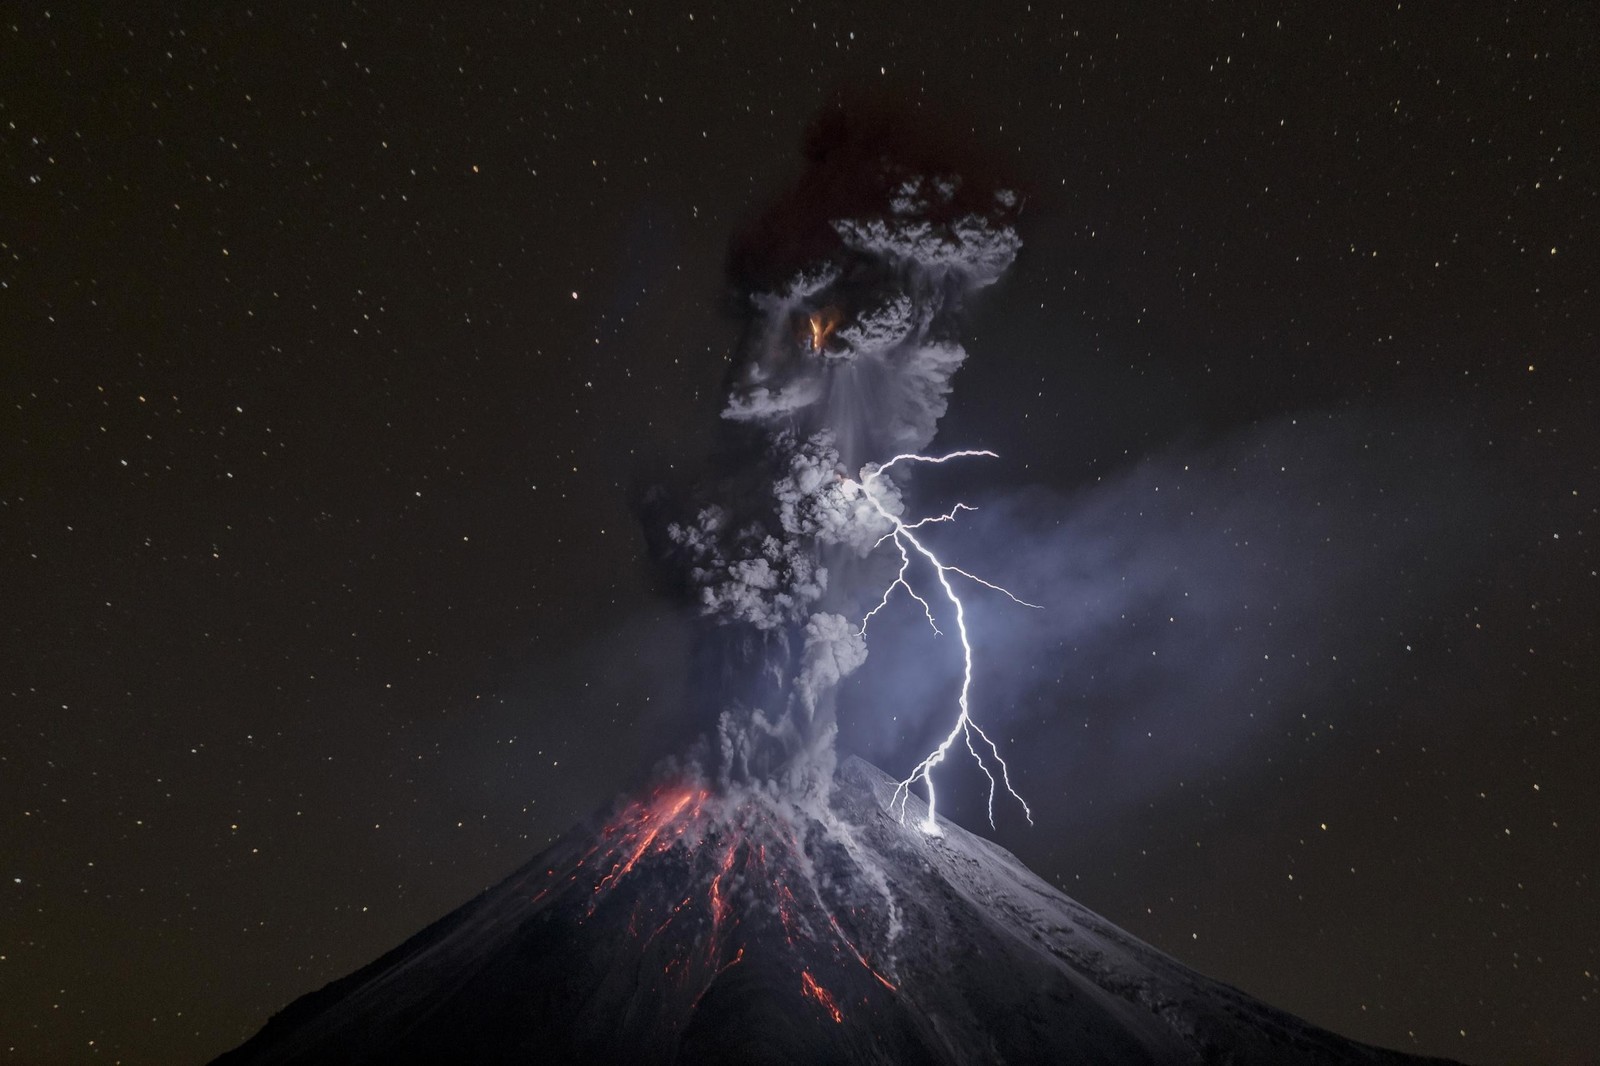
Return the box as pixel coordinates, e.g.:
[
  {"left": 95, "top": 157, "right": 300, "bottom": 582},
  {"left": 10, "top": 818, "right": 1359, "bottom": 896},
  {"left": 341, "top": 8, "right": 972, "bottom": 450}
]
[
  {"left": 721, "top": 101, "right": 1021, "bottom": 466},
  {"left": 651, "top": 101, "right": 1022, "bottom": 796},
  {"left": 836, "top": 393, "right": 1592, "bottom": 830}
]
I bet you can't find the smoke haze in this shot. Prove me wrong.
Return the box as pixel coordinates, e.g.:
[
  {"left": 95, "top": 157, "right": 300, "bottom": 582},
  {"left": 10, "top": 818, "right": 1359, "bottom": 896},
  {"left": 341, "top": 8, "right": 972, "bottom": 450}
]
[{"left": 836, "top": 387, "right": 1591, "bottom": 834}]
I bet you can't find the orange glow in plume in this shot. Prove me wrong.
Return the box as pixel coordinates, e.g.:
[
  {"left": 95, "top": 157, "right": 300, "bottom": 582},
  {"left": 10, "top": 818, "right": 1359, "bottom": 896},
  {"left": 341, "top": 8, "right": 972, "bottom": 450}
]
[{"left": 806, "top": 308, "right": 840, "bottom": 353}]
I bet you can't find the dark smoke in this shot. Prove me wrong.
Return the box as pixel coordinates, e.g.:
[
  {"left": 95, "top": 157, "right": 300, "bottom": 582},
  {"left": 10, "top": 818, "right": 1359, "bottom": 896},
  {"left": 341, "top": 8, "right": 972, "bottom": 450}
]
[{"left": 648, "top": 101, "right": 1024, "bottom": 800}]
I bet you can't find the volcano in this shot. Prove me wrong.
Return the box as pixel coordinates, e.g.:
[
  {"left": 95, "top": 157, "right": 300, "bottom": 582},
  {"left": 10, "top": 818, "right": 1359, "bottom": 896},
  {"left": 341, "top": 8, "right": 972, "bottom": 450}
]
[{"left": 213, "top": 757, "right": 1452, "bottom": 1065}]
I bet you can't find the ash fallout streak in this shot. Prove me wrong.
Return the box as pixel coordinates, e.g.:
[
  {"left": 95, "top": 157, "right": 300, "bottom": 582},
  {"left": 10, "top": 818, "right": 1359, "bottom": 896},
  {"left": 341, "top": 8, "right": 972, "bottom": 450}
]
[{"left": 658, "top": 104, "right": 1033, "bottom": 830}]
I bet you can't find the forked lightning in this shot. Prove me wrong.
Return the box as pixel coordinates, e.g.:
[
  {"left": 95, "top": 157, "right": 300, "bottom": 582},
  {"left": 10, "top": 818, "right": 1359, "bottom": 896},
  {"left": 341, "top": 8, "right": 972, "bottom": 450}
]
[{"left": 845, "top": 450, "right": 1041, "bottom": 833}]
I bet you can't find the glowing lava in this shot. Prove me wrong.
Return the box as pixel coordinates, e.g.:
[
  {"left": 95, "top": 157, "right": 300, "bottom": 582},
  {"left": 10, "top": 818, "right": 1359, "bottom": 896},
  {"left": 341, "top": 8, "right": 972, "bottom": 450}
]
[
  {"left": 531, "top": 783, "right": 897, "bottom": 1027},
  {"left": 800, "top": 969, "right": 844, "bottom": 1023},
  {"left": 591, "top": 787, "right": 704, "bottom": 901},
  {"left": 847, "top": 450, "right": 1041, "bottom": 834}
]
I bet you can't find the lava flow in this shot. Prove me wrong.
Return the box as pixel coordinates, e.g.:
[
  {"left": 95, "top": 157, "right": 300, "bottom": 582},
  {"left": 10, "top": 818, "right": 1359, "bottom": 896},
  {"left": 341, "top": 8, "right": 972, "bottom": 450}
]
[
  {"left": 800, "top": 969, "right": 845, "bottom": 1024},
  {"left": 525, "top": 782, "right": 897, "bottom": 1029}
]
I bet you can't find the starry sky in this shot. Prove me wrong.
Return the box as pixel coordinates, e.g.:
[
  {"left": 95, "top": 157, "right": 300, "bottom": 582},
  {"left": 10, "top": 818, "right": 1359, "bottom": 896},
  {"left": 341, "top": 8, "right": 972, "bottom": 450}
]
[{"left": 3, "top": 3, "right": 1596, "bottom": 1064}]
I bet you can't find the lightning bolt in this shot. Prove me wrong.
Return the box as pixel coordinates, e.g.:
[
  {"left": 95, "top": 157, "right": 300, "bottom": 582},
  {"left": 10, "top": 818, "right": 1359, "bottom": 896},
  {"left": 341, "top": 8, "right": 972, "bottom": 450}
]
[{"left": 846, "top": 450, "right": 1041, "bottom": 834}]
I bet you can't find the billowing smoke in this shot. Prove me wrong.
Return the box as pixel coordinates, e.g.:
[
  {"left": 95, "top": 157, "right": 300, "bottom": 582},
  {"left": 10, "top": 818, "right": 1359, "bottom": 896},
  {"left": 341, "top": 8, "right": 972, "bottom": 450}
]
[{"left": 654, "top": 102, "right": 1022, "bottom": 800}]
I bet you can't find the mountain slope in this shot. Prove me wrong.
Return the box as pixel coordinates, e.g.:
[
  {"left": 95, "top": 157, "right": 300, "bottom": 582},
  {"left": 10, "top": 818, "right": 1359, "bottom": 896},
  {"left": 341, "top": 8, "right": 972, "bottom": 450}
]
[{"left": 213, "top": 757, "right": 1456, "bottom": 1065}]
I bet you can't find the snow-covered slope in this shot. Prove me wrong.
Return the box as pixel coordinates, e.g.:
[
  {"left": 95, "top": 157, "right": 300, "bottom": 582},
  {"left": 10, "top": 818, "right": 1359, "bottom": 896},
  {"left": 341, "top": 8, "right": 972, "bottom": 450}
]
[{"left": 213, "top": 757, "right": 1456, "bottom": 1065}]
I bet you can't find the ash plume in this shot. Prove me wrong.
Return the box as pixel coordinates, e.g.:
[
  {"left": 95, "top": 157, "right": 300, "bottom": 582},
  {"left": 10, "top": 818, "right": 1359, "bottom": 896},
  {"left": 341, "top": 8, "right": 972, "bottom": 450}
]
[{"left": 656, "top": 101, "right": 1023, "bottom": 799}]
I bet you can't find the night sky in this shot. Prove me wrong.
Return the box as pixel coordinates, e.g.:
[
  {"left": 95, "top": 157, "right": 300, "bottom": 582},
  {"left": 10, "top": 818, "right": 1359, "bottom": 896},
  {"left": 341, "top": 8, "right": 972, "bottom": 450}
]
[{"left": 4, "top": 3, "right": 1597, "bottom": 1064}]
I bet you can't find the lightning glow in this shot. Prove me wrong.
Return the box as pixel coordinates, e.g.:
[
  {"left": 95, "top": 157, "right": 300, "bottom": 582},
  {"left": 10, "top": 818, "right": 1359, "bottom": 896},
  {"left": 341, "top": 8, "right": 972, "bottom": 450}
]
[
  {"left": 805, "top": 308, "right": 840, "bottom": 353},
  {"left": 845, "top": 450, "right": 1041, "bottom": 834}
]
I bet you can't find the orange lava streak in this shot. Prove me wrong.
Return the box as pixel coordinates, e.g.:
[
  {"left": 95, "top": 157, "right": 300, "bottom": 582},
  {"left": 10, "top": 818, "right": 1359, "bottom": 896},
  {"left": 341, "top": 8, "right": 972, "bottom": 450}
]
[
  {"left": 773, "top": 883, "right": 804, "bottom": 946},
  {"left": 594, "top": 789, "right": 700, "bottom": 895},
  {"left": 706, "top": 841, "right": 738, "bottom": 944},
  {"left": 827, "top": 914, "right": 897, "bottom": 991},
  {"left": 800, "top": 970, "right": 844, "bottom": 1023}
]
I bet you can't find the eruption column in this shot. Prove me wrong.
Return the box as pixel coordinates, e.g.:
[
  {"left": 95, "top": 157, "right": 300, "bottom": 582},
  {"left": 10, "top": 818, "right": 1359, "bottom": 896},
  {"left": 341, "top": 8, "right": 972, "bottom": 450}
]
[{"left": 848, "top": 450, "right": 1040, "bottom": 832}]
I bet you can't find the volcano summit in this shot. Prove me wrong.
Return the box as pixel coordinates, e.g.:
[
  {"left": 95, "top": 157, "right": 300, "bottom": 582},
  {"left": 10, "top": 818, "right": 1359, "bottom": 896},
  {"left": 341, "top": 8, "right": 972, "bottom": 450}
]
[{"left": 214, "top": 758, "right": 1452, "bottom": 1066}]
